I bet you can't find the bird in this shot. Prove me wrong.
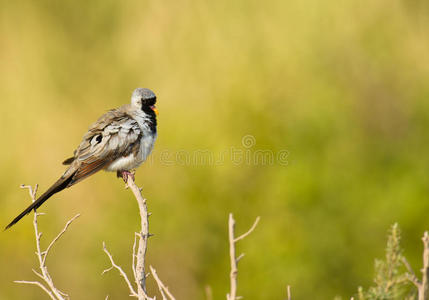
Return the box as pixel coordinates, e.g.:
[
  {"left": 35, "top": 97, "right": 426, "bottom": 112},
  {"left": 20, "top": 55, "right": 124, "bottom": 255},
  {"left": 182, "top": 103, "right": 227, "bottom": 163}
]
[{"left": 5, "top": 88, "right": 158, "bottom": 230}]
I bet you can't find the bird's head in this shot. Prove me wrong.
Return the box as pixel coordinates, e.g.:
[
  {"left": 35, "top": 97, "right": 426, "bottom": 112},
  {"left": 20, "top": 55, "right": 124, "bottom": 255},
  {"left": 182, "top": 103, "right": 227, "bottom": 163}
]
[{"left": 131, "top": 88, "right": 158, "bottom": 116}]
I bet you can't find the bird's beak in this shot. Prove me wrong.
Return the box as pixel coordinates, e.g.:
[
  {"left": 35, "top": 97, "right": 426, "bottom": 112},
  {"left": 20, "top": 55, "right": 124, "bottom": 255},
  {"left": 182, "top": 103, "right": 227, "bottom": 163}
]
[{"left": 150, "top": 105, "right": 159, "bottom": 116}]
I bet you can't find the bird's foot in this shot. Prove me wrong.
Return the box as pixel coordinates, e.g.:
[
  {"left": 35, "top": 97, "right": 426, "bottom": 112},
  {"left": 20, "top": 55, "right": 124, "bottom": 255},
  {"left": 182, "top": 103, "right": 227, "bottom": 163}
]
[{"left": 117, "top": 170, "right": 135, "bottom": 183}]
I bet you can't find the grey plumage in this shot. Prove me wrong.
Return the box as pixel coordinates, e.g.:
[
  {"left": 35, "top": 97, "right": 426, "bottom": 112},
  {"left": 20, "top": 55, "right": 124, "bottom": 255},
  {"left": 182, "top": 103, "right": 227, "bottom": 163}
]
[{"left": 5, "top": 88, "right": 158, "bottom": 229}]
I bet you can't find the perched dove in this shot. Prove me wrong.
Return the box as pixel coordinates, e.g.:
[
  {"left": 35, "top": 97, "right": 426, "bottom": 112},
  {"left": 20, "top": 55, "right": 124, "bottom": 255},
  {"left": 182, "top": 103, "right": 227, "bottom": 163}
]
[{"left": 6, "top": 88, "right": 158, "bottom": 229}]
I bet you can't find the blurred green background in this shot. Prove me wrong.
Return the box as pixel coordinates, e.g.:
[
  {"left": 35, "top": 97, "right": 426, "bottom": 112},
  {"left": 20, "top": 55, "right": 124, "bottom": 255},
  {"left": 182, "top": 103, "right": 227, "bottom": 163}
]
[{"left": 1, "top": 0, "right": 429, "bottom": 299}]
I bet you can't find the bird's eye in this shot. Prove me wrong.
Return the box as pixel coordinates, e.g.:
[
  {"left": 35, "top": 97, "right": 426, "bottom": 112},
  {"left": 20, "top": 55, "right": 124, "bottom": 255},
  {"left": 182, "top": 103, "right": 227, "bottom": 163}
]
[{"left": 91, "top": 134, "right": 102, "bottom": 145}]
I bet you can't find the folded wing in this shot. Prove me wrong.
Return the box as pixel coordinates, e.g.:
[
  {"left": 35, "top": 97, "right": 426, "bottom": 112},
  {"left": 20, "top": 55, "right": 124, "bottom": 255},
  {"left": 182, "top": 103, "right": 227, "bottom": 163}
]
[{"left": 5, "top": 109, "right": 142, "bottom": 229}]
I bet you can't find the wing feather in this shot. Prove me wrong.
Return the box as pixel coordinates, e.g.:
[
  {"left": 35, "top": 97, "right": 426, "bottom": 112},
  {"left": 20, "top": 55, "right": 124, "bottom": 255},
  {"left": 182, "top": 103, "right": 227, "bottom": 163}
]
[
  {"left": 64, "top": 108, "right": 142, "bottom": 187},
  {"left": 70, "top": 160, "right": 108, "bottom": 185}
]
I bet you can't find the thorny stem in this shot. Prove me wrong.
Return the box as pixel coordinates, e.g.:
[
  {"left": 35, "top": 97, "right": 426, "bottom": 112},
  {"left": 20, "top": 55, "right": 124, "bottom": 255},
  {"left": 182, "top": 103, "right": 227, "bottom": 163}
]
[
  {"left": 103, "top": 175, "right": 175, "bottom": 300},
  {"left": 126, "top": 175, "right": 151, "bottom": 299}
]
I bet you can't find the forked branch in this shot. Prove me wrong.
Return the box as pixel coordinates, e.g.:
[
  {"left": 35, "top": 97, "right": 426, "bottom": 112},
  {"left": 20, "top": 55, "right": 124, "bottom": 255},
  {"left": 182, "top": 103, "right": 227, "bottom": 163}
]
[
  {"left": 226, "top": 213, "right": 260, "bottom": 300},
  {"left": 14, "top": 184, "right": 80, "bottom": 300},
  {"left": 102, "top": 175, "right": 175, "bottom": 300}
]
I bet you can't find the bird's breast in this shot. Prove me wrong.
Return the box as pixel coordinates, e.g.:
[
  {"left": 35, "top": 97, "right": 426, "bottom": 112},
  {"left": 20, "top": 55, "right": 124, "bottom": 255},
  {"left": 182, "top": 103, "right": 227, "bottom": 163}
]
[
  {"left": 136, "top": 133, "right": 157, "bottom": 164},
  {"left": 105, "top": 131, "right": 156, "bottom": 172},
  {"left": 106, "top": 154, "right": 138, "bottom": 171}
]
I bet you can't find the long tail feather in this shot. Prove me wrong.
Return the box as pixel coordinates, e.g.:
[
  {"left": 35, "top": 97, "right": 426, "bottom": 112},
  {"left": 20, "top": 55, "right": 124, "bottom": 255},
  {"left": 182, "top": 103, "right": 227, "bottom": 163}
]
[{"left": 5, "top": 173, "right": 76, "bottom": 230}]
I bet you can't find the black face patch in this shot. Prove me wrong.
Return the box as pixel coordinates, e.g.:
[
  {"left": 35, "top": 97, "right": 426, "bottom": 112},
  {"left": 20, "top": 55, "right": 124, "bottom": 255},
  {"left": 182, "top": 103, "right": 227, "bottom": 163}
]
[
  {"left": 141, "top": 96, "right": 157, "bottom": 114},
  {"left": 139, "top": 102, "right": 157, "bottom": 132},
  {"left": 141, "top": 96, "right": 156, "bottom": 107}
]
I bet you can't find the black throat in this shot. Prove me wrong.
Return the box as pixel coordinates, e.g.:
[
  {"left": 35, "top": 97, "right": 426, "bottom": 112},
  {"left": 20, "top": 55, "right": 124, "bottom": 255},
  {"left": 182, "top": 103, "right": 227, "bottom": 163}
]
[{"left": 141, "top": 105, "right": 157, "bottom": 133}]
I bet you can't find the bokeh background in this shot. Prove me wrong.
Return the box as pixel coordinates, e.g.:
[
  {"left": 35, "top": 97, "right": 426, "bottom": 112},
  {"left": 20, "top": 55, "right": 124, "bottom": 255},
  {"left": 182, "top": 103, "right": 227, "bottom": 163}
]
[{"left": 1, "top": 0, "right": 429, "bottom": 299}]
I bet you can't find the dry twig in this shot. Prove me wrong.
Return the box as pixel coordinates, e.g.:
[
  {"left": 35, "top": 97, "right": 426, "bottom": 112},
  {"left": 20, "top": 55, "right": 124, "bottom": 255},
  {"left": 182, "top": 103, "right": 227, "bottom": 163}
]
[
  {"left": 102, "top": 242, "right": 138, "bottom": 298},
  {"left": 403, "top": 257, "right": 420, "bottom": 288},
  {"left": 14, "top": 184, "right": 80, "bottom": 300},
  {"left": 226, "top": 213, "right": 260, "bottom": 300},
  {"left": 150, "top": 265, "right": 176, "bottom": 300},
  {"left": 126, "top": 176, "right": 151, "bottom": 297},
  {"left": 205, "top": 285, "right": 213, "bottom": 300},
  {"left": 102, "top": 175, "right": 175, "bottom": 300},
  {"left": 403, "top": 231, "right": 429, "bottom": 300},
  {"left": 420, "top": 232, "right": 429, "bottom": 300}
]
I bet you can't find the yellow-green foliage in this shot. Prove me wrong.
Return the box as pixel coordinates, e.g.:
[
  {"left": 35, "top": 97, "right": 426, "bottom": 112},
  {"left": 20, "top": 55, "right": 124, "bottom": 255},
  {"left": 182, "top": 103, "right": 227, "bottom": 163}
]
[
  {"left": 358, "top": 224, "right": 416, "bottom": 300},
  {"left": 1, "top": 0, "right": 429, "bottom": 299}
]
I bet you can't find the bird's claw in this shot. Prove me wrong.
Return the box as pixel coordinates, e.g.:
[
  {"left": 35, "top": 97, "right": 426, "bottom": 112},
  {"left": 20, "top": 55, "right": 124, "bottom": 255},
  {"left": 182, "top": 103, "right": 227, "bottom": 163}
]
[{"left": 118, "top": 170, "right": 135, "bottom": 183}]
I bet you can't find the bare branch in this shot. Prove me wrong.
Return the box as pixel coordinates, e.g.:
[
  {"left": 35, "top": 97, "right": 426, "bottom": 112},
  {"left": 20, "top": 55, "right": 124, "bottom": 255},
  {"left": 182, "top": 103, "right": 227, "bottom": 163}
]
[
  {"left": 234, "top": 216, "right": 260, "bottom": 243},
  {"left": 236, "top": 253, "right": 245, "bottom": 263},
  {"left": 32, "top": 269, "right": 44, "bottom": 280},
  {"left": 287, "top": 285, "right": 291, "bottom": 300},
  {"left": 403, "top": 231, "right": 429, "bottom": 300},
  {"left": 205, "top": 285, "right": 213, "bottom": 300},
  {"left": 402, "top": 257, "right": 418, "bottom": 280},
  {"left": 14, "top": 280, "right": 56, "bottom": 300},
  {"left": 152, "top": 273, "right": 167, "bottom": 300},
  {"left": 20, "top": 184, "right": 38, "bottom": 200},
  {"left": 126, "top": 175, "right": 150, "bottom": 297},
  {"left": 102, "top": 242, "right": 138, "bottom": 298},
  {"left": 42, "top": 214, "right": 80, "bottom": 265},
  {"left": 16, "top": 184, "right": 74, "bottom": 300},
  {"left": 402, "top": 257, "right": 421, "bottom": 288},
  {"left": 150, "top": 265, "right": 176, "bottom": 300},
  {"left": 420, "top": 231, "right": 429, "bottom": 300},
  {"left": 132, "top": 233, "right": 138, "bottom": 282},
  {"left": 227, "top": 213, "right": 260, "bottom": 300},
  {"left": 101, "top": 266, "right": 114, "bottom": 275},
  {"left": 102, "top": 175, "right": 174, "bottom": 300}
]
